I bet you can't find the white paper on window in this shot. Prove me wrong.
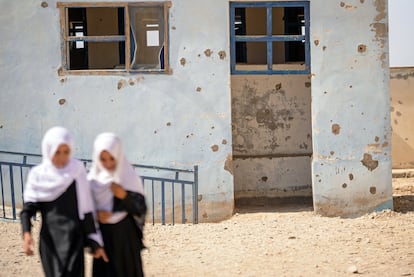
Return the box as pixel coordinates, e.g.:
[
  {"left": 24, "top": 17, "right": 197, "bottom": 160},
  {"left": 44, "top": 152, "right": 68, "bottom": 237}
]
[{"left": 146, "top": 30, "right": 159, "bottom": 47}]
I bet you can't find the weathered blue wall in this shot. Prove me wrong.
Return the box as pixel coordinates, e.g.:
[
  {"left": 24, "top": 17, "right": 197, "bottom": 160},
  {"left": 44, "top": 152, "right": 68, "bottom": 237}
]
[
  {"left": 0, "top": 0, "right": 234, "bottom": 222},
  {"left": 0, "top": 0, "right": 393, "bottom": 219},
  {"left": 310, "top": 0, "right": 393, "bottom": 216}
]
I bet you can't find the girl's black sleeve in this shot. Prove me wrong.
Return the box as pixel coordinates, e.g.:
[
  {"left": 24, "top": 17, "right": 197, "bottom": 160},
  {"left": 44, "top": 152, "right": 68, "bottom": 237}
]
[
  {"left": 81, "top": 212, "right": 97, "bottom": 235},
  {"left": 113, "top": 192, "right": 147, "bottom": 216},
  {"left": 20, "top": 202, "right": 39, "bottom": 233}
]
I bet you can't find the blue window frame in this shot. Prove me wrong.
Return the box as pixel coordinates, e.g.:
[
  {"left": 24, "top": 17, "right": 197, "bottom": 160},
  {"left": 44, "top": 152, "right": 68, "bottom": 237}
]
[{"left": 230, "top": 1, "right": 310, "bottom": 75}]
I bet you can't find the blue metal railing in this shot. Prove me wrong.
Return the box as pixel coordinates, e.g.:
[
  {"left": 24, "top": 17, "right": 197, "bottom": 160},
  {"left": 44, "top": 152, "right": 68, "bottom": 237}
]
[{"left": 0, "top": 150, "right": 198, "bottom": 225}]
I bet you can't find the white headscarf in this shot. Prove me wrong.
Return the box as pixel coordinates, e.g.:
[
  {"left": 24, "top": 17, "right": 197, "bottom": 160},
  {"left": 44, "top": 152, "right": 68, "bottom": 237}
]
[
  {"left": 23, "top": 126, "right": 94, "bottom": 220},
  {"left": 88, "top": 133, "right": 144, "bottom": 223}
]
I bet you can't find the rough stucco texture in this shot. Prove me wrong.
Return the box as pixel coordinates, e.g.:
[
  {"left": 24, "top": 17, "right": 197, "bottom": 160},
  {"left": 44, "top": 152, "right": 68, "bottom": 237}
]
[
  {"left": 310, "top": 0, "right": 393, "bottom": 217},
  {"left": 0, "top": 0, "right": 233, "bottom": 222},
  {"left": 231, "top": 75, "right": 312, "bottom": 199}
]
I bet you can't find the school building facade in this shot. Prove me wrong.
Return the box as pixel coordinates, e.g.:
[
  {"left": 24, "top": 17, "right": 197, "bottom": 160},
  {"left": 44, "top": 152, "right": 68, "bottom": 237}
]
[{"left": 0, "top": 0, "right": 392, "bottom": 221}]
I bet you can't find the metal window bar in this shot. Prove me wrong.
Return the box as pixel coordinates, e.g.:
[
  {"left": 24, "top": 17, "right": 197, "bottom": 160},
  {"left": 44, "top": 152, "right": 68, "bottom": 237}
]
[
  {"left": 0, "top": 150, "right": 198, "bottom": 225},
  {"left": 230, "top": 1, "right": 310, "bottom": 75}
]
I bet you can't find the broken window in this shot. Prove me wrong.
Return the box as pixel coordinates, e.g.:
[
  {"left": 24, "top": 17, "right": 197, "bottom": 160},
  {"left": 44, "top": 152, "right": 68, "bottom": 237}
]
[
  {"left": 58, "top": 2, "right": 171, "bottom": 74},
  {"left": 230, "top": 1, "right": 310, "bottom": 74}
]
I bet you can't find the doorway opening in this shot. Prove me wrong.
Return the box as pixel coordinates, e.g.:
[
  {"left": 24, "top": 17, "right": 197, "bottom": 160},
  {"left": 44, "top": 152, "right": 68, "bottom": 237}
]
[{"left": 230, "top": 1, "right": 313, "bottom": 212}]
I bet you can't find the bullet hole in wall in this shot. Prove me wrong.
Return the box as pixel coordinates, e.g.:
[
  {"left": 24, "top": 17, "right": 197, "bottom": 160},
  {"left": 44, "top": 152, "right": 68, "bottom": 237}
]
[
  {"left": 211, "top": 145, "right": 219, "bottom": 152},
  {"left": 117, "top": 80, "right": 127, "bottom": 90},
  {"left": 349, "top": 173, "right": 354, "bottom": 180},
  {"left": 361, "top": 153, "right": 379, "bottom": 171},
  {"left": 358, "top": 44, "right": 367, "bottom": 53},
  {"left": 180, "top": 58, "right": 186, "bottom": 66},
  {"left": 218, "top": 51, "right": 226, "bottom": 59},
  {"left": 204, "top": 49, "right": 212, "bottom": 57},
  {"left": 41, "top": 1, "right": 48, "bottom": 8},
  {"left": 332, "top": 124, "right": 341, "bottom": 135},
  {"left": 275, "top": 83, "right": 282, "bottom": 90},
  {"left": 58, "top": 99, "right": 66, "bottom": 105}
]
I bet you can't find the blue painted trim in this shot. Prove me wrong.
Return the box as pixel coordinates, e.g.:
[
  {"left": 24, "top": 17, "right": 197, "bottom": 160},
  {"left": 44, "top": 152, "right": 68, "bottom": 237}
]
[
  {"left": 235, "top": 35, "right": 305, "bottom": 42},
  {"left": 231, "top": 1, "right": 309, "bottom": 8},
  {"left": 230, "top": 1, "right": 310, "bottom": 75},
  {"left": 233, "top": 69, "right": 309, "bottom": 75},
  {"left": 266, "top": 7, "right": 272, "bottom": 71},
  {"left": 230, "top": 5, "right": 236, "bottom": 74}
]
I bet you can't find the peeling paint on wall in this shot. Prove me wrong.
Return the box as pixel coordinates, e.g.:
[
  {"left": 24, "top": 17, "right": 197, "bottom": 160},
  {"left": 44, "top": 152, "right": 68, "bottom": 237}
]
[
  {"left": 311, "top": 0, "right": 392, "bottom": 217},
  {"left": 224, "top": 154, "right": 233, "bottom": 175},
  {"left": 232, "top": 74, "right": 312, "bottom": 199},
  {"left": 0, "top": 0, "right": 235, "bottom": 223}
]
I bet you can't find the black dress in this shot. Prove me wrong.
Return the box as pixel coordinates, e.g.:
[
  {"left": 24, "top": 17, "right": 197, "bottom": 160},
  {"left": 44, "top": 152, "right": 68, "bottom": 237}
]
[
  {"left": 93, "top": 192, "right": 147, "bottom": 277},
  {"left": 21, "top": 181, "right": 96, "bottom": 277}
]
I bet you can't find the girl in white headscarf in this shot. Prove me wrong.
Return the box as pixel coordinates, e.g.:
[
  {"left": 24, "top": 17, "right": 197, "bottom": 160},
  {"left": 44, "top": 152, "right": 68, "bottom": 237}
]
[
  {"left": 88, "top": 133, "right": 146, "bottom": 277},
  {"left": 20, "top": 126, "right": 108, "bottom": 277}
]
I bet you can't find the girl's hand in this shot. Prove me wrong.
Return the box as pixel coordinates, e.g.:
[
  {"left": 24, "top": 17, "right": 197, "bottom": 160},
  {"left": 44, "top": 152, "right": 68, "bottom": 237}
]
[
  {"left": 97, "top": 210, "right": 112, "bottom": 224},
  {"left": 23, "top": 232, "right": 34, "bottom": 256},
  {"left": 111, "top": 183, "right": 127, "bottom": 199},
  {"left": 93, "top": 247, "right": 109, "bottom": 262}
]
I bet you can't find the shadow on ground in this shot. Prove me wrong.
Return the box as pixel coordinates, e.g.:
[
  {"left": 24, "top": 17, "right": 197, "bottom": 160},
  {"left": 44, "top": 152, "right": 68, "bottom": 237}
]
[
  {"left": 235, "top": 195, "right": 414, "bottom": 214},
  {"left": 235, "top": 196, "right": 313, "bottom": 214},
  {"left": 393, "top": 195, "right": 414, "bottom": 213}
]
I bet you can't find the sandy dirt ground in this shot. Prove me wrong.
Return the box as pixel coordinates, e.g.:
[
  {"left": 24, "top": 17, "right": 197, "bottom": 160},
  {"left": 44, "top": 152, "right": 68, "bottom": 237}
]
[{"left": 1, "top": 178, "right": 413, "bottom": 277}]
